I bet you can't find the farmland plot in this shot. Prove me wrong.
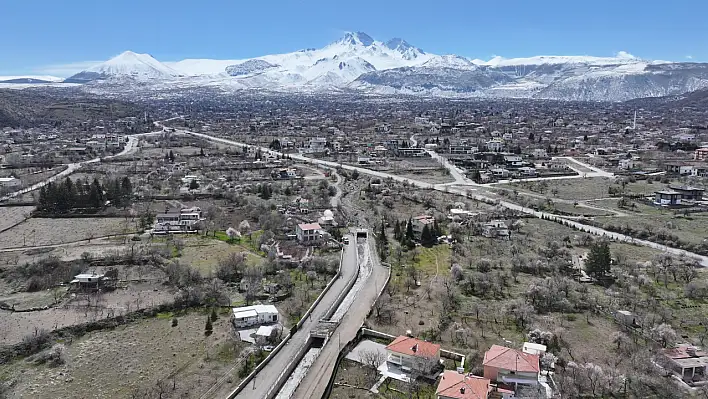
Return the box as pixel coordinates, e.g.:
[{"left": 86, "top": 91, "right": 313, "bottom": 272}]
[{"left": 0, "top": 218, "right": 131, "bottom": 249}]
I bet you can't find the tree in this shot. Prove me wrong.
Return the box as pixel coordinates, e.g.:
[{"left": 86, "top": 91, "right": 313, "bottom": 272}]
[
  {"left": 204, "top": 316, "right": 213, "bottom": 336},
  {"left": 168, "top": 150, "right": 175, "bottom": 163},
  {"left": 405, "top": 217, "right": 415, "bottom": 241},
  {"left": 651, "top": 323, "right": 677, "bottom": 348},
  {"left": 211, "top": 307, "right": 218, "bottom": 322},
  {"left": 189, "top": 179, "right": 200, "bottom": 191},
  {"left": 585, "top": 242, "right": 611, "bottom": 281}
]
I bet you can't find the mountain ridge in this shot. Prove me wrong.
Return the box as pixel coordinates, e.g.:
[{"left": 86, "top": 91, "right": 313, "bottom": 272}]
[{"left": 58, "top": 32, "right": 708, "bottom": 102}]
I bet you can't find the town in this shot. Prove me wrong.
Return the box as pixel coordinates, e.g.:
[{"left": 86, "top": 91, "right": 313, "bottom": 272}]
[{"left": 1, "top": 89, "right": 708, "bottom": 399}]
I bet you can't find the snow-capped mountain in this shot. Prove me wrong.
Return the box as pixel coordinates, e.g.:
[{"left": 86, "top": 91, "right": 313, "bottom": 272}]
[
  {"left": 58, "top": 33, "right": 708, "bottom": 102},
  {"left": 65, "top": 51, "right": 179, "bottom": 83}
]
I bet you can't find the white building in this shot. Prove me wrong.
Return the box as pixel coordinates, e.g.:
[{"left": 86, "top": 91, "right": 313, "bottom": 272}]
[
  {"left": 154, "top": 207, "right": 204, "bottom": 232},
  {"left": 486, "top": 139, "right": 504, "bottom": 152},
  {"left": 296, "top": 222, "right": 322, "bottom": 243},
  {"left": 231, "top": 304, "right": 280, "bottom": 328}
]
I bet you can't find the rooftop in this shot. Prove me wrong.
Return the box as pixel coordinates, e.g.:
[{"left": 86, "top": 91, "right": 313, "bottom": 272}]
[
  {"left": 298, "top": 222, "right": 322, "bottom": 231},
  {"left": 386, "top": 335, "right": 440, "bottom": 358},
  {"left": 436, "top": 370, "right": 490, "bottom": 399},
  {"left": 483, "top": 345, "right": 540, "bottom": 373}
]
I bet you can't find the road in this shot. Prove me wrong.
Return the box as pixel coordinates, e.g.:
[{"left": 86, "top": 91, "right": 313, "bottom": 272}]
[
  {"left": 556, "top": 156, "right": 615, "bottom": 178},
  {"left": 226, "top": 238, "right": 360, "bottom": 399},
  {"left": 0, "top": 133, "right": 144, "bottom": 202},
  {"left": 291, "top": 237, "right": 389, "bottom": 399},
  {"left": 172, "top": 129, "right": 708, "bottom": 268}
]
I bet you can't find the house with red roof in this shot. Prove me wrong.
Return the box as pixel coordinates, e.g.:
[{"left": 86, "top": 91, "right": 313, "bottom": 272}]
[
  {"left": 385, "top": 335, "right": 441, "bottom": 375},
  {"left": 482, "top": 345, "right": 540, "bottom": 388},
  {"left": 436, "top": 370, "right": 491, "bottom": 399},
  {"left": 296, "top": 222, "right": 322, "bottom": 243}
]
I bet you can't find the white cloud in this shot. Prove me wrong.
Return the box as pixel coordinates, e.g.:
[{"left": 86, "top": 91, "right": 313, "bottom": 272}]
[
  {"left": 31, "top": 60, "right": 102, "bottom": 77},
  {"left": 615, "top": 51, "right": 636, "bottom": 59},
  {"left": 686, "top": 55, "right": 694, "bottom": 60}
]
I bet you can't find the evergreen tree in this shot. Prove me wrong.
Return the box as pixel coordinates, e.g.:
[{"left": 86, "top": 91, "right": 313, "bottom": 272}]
[
  {"left": 586, "top": 241, "right": 612, "bottom": 280},
  {"left": 189, "top": 179, "right": 200, "bottom": 191},
  {"left": 204, "top": 316, "right": 213, "bottom": 336},
  {"left": 405, "top": 218, "right": 415, "bottom": 241},
  {"left": 393, "top": 221, "right": 401, "bottom": 242},
  {"left": 168, "top": 150, "right": 175, "bottom": 163},
  {"left": 433, "top": 220, "right": 442, "bottom": 238},
  {"left": 210, "top": 308, "right": 218, "bottom": 322},
  {"left": 378, "top": 220, "right": 388, "bottom": 260},
  {"left": 121, "top": 176, "right": 132, "bottom": 204},
  {"left": 421, "top": 224, "right": 434, "bottom": 246},
  {"left": 200, "top": 147, "right": 205, "bottom": 156}
]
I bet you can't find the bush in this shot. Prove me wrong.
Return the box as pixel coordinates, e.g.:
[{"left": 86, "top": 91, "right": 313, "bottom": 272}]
[{"left": 28, "top": 344, "right": 66, "bottom": 367}]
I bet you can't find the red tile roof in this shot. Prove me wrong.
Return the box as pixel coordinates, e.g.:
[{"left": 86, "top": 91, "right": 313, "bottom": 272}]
[
  {"left": 386, "top": 336, "right": 440, "bottom": 358},
  {"left": 663, "top": 345, "right": 708, "bottom": 360},
  {"left": 297, "top": 222, "right": 321, "bottom": 231},
  {"left": 482, "top": 345, "right": 540, "bottom": 373},
  {"left": 436, "top": 371, "right": 490, "bottom": 399}
]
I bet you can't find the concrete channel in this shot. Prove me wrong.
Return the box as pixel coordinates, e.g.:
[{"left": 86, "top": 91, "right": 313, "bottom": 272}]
[{"left": 270, "top": 231, "right": 371, "bottom": 399}]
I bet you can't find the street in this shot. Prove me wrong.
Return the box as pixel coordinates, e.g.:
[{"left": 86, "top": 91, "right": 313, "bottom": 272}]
[
  {"left": 224, "top": 238, "right": 360, "bottom": 399},
  {"left": 291, "top": 237, "right": 389, "bottom": 399},
  {"left": 179, "top": 129, "right": 708, "bottom": 267}
]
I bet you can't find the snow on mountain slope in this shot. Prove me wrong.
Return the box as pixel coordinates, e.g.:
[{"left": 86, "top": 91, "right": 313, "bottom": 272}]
[
  {"left": 480, "top": 51, "right": 640, "bottom": 67},
  {"left": 56, "top": 32, "right": 708, "bottom": 102},
  {"left": 168, "top": 32, "right": 431, "bottom": 80},
  {"left": 422, "top": 55, "right": 479, "bottom": 70},
  {"left": 65, "top": 51, "right": 179, "bottom": 83},
  {"left": 225, "top": 59, "right": 279, "bottom": 76}
]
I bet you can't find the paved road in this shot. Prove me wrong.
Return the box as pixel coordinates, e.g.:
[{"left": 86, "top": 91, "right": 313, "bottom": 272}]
[
  {"left": 225, "top": 238, "right": 360, "bottom": 399},
  {"left": 292, "top": 238, "right": 389, "bottom": 399},
  {"left": 556, "top": 156, "right": 615, "bottom": 178},
  {"left": 177, "top": 130, "right": 708, "bottom": 267},
  {"left": 0, "top": 133, "right": 144, "bottom": 202}
]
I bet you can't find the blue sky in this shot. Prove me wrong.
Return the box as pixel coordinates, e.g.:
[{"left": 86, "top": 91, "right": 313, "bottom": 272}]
[{"left": 1, "top": 0, "right": 706, "bottom": 76}]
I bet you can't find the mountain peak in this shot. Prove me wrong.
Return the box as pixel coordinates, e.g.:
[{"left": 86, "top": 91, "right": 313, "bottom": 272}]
[{"left": 338, "top": 31, "right": 375, "bottom": 47}]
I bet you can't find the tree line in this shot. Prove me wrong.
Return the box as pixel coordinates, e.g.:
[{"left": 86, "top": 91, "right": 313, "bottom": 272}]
[{"left": 38, "top": 176, "right": 133, "bottom": 213}]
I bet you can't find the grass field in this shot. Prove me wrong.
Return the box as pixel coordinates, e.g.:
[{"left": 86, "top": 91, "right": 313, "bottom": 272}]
[
  {"left": 0, "top": 218, "right": 131, "bottom": 249},
  {"left": 0, "top": 206, "right": 34, "bottom": 233},
  {"left": 3, "top": 309, "right": 242, "bottom": 399},
  {"left": 179, "top": 237, "right": 264, "bottom": 275}
]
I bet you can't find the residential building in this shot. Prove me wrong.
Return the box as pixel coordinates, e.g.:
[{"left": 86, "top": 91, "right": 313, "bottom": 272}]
[
  {"left": 231, "top": 304, "right": 280, "bottom": 328},
  {"left": 69, "top": 273, "right": 108, "bottom": 291},
  {"left": 436, "top": 370, "right": 491, "bottom": 399},
  {"left": 296, "top": 222, "right": 322, "bottom": 243},
  {"left": 385, "top": 335, "right": 441, "bottom": 375},
  {"left": 503, "top": 155, "right": 523, "bottom": 168},
  {"left": 660, "top": 344, "right": 708, "bottom": 384},
  {"left": 532, "top": 148, "right": 548, "bottom": 158},
  {"left": 411, "top": 215, "right": 435, "bottom": 238},
  {"left": 481, "top": 221, "right": 510, "bottom": 239},
  {"left": 654, "top": 190, "right": 682, "bottom": 207},
  {"left": 483, "top": 345, "right": 540, "bottom": 388},
  {"left": 664, "top": 163, "right": 694, "bottom": 176},
  {"left": 517, "top": 167, "right": 537, "bottom": 177},
  {"left": 318, "top": 209, "right": 335, "bottom": 226},
  {"left": 486, "top": 139, "right": 504, "bottom": 152},
  {"left": 154, "top": 207, "right": 204, "bottom": 232},
  {"left": 694, "top": 148, "right": 708, "bottom": 161},
  {"left": 669, "top": 186, "right": 705, "bottom": 201}
]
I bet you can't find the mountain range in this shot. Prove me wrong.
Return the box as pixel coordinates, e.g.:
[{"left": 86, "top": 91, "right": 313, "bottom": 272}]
[{"left": 28, "top": 32, "right": 708, "bottom": 101}]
